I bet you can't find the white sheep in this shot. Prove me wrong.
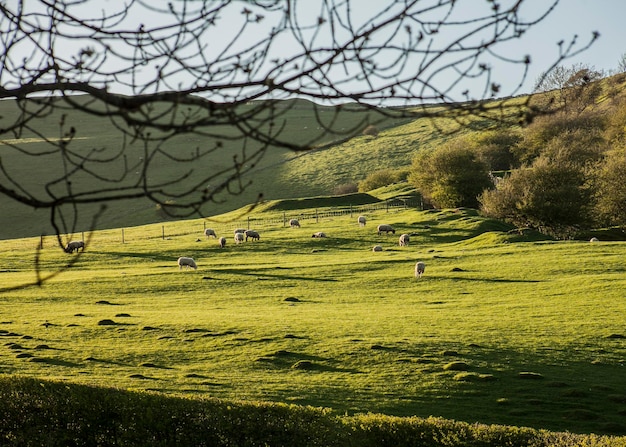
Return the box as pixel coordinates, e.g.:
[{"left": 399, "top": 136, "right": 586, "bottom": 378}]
[
  {"left": 245, "top": 230, "right": 260, "bottom": 241},
  {"left": 65, "top": 240, "right": 85, "bottom": 253},
  {"left": 372, "top": 245, "right": 383, "bottom": 252},
  {"left": 218, "top": 237, "right": 226, "bottom": 248},
  {"left": 204, "top": 228, "right": 217, "bottom": 238},
  {"left": 415, "top": 261, "right": 426, "bottom": 278},
  {"left": 178, "top": 257, "right": 197, "bottom": 270},
  {"left": 590, "top": 237, "right": 599, "bottom": 243},
  {"left": 358, "top": 215, "right": 366, "bottom": 227},
  {"left": 399, "top": 233, "right": 410, "bottom": 247},
  {"left": 312, "top": 232, "right": 327, "bottom": 238},
  {"left": 289, "top": 219, "right": 300, "bottom": 228},
  {"left": 234, "top": 232, "right": 244, "bottom": 244},
  {"left": 377, "top": 224, "right": 395, "bottom": 235}
]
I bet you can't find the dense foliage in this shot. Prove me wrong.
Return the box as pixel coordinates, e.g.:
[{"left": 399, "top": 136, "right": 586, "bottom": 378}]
[
  {"left": 479, "top": 83, "right": 626, "bottom": 238},
  {"left": 408, "top": 141, "right": 492, "bottom": 209},
  {"left": 2, "top": 378, "right": 625, "bottom": 447}
]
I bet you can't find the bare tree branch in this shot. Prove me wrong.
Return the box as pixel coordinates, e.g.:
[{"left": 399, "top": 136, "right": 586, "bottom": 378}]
[{"left": 0, "top": 0, "right": 596, "bottom": 251}]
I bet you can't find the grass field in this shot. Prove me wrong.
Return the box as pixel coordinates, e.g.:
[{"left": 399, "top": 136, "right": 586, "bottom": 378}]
[{"left": 1, "top": 206, "right": 625, "bottom": 436}]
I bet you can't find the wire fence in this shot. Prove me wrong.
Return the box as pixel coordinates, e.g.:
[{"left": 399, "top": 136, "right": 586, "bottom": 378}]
[{"left": 47, "top": 198, "right": 423, "bottom": 248}]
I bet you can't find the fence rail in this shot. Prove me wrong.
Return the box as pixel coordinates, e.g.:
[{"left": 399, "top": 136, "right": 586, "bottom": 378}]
[{"left": 48, "top": 199, "right": 422, "bottom": 247}]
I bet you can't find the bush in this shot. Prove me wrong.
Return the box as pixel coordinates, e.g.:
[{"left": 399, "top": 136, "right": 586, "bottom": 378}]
[
  {"left": 479, "top": 156, "right": 592, "bottom": 239},
  {"left": 333, "top": 182, "right": 359, "bottom": 195},
  {"left": 358, "top": 168, "right": 408, "bottom": 192},
  {"left": 592, "top": 148, "right": 626, "bottom": 229},
  {"left": 513, "top": 111, "right": 606, "bottom": 164},
  {"left": 363, "top": 125, "right": 379, "bottom": 137},
  {"left": 408, "top": 140, "right": 492, "bottom": 209}
]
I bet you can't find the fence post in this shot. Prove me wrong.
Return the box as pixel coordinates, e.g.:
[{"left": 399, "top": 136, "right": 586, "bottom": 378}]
[
  {"left": 40, "top": 235, "right": 44, "bottom": 250},
  {"left": 350, "top": 205, "right": 353, "bottom": 218},
  {"left": 283, "top": 212, "right": 286, "bottom": 227},
  {"left": 122, "top": 228, "right": 125, "bottom": 244},
  {"left": 162, "top": 225, "right": 165, "bottom": 240},
  {"left": 247, "top": 216, "right": 250, "bottom": 229},
  {"left": 386, "top": 200, "right": 389, "bottom": 212},
  {"left": 316, "top": 209, "right": 319, "bottom": 224}
]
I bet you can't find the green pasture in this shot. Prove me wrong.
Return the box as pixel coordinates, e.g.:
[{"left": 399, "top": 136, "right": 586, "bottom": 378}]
[
  {"left": 0, "top": 96, "right": 412, "bottom": 239},
  {"left": 1, "top": 207, "right": 625, "bottom": 436}
]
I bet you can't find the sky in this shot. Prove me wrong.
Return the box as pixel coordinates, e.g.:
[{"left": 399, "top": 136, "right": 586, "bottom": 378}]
[
  {"left": 501, "top": 0, "right": 626, "bottom": 92},
  {"left": 6, "top": 0, "right": 626, "bottom": 105}
]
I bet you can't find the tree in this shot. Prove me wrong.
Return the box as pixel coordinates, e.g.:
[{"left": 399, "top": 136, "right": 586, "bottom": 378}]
[
  {"left": 0, "top": 0, "right": 597, "bottom": 287},
  {"left": 533, "top": 63, "right": 605, "bottom": 114},
  {"left": 592, "top": 148, "right": 626, "bottom": 229},
  {"left": 462, "top": 129, "right": 523, "bottom": 171},
  {"left": 408, "top": 141, "right": 492, "bottom": 209},
  {"left": 479, "top": 156, "right": 592, "bottom": 238}
]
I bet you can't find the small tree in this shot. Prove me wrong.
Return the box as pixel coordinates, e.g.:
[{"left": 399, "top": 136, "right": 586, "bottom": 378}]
[
  {"left": 479, "top": 156, "right": 592, "bottom": 238},
  {"left": 465, "top": 129, "right": 523, "bottom": 171},
  {"left": 592, "top": 148, "right": 626, "bottom": 229},
  {"left": 408, "top": 142, "right": 491, "bottom": 209},
  {"left": 358, "top": 168, "right": 407, "bottom": 192},
  {"left": 533, "top": 63, "right": 605, "bottom": 114}
]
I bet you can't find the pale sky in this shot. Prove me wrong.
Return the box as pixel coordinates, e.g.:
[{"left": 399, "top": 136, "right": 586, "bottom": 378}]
[
  {"left": 503, "top": 0, "right": 626, "bottom": 92},
  {"left": 7, "top": 0, "right": 626, "bottom": 104}
]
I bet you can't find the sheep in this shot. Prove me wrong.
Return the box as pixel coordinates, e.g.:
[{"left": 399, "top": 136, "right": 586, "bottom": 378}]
[
  {"left": 218, "top": 237, "right": 227, "bottom": 248},
  {"left": 377, "top": 224, "right": 395, "bottom": 235},
  {"left": 590, "top": 237, "right": 599, "bottom": 243},
  {"left": 234, "top": 228, "right": 246, "bottom": 235},
  {"left": 372, "top": 245, "right": 383, "bottom": 252},
  {"left": 234, "top": 232, "right": 244, "bottom": 244},
  {"left": 204, "top": 228, "right": 217, "bottom": 238},
  {"left": 178, "top": 257, "right": 197, "bottom": 270},
  {"left": 65, "top": 240, "right": 85, "bottom": 253},
  {"left": 312, "top": 232, "right": 327, "bottom": 238},
  {"left": 245, "top": 230, "right": 260, "bottom": 241},
  {"left": 415, "top": 261, "right": 426, "bottom": 278},
  {"left": 289, "top": 219, "right": 300, "bottom": 228},
  {"left": 399, "top": 233, "right": 410, "bottom": 247},
  {"left": 358, "top": 215, "right": 366, "bottom": 227}
]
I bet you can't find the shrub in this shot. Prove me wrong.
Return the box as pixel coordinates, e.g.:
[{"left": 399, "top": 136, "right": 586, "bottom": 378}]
[
  {"left": 358, "top": 168, "right": 408, "bottom": 192},
  {"left": 363, "top": 125, "right": 379, "bottom": 137},
  {"left": 592, "top": 148, "right": 626, "bottom": 228},
  {"left": 479, "top": 156, "right": 593, "bottom": 239},
  {"left": 408, "top": 140, "right": 492, "bottom": 209},
  {"left": 333, "top": 182, "right": 359, "bottom": 195}
]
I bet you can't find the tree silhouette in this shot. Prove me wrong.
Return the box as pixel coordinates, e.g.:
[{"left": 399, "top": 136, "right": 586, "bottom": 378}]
[{"left": 0, "top": 0, "right": 596, "bottom": 247}]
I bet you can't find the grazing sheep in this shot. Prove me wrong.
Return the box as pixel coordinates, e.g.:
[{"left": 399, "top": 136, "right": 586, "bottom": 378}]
[
  {"left": 312, "top": 232, "right": 327, "bottom": 238},
  {"left": 234, "top": 232, "right": 244, "bottom": 244},
  {"left": 218, "top": 237, "right": 227, "bottom": 248},
  {"left": 289, "top": 219, "right": 300, "bottom": 228},
  {"left": 377, "top": 224, "right": 395, "bottom": 235},
  {"left": 234, "top": 228, "right": 246, "bottom": 235},
  {"left": 178, "top": 257, "right": 197, "bottom": 270},
  {"left": 399, "top": 233, "right": 410, "bottom": 247},
  {"left": 590, "top": 237, "right": 599, "bottom": 243},
  {"left": 372, "top": 245, "right": 383, "bottom": 252},
  {"left": 415, "top": 261, "right": 426, "bottom": 278},
  {"left": 358, "top": 215, "right": 366, "bottom": 227},
  {"left": 204, "top": 228, "right": 217, "bottom": 238},
  {"left": 245, "top": 230, "right": 260, "bottom": 241},
  {"left": 65, "top": 240, "right": 85, "bottom": 253}
]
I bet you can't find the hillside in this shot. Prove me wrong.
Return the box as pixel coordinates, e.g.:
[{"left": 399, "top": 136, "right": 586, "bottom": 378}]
[{"left": 1, "top": 73, "right": 625, "bottom": 240}]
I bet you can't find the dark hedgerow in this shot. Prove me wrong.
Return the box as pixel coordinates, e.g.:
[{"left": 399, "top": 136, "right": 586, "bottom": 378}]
[{"left": 1, "top": 377, "right": 626, "bottom": 447}]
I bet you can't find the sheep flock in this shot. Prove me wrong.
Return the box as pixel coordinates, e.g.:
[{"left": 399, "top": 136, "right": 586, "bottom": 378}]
[
  {"left": 63, "top": 215, "right": 429, "bottom": 279},
  {"left": 173, "top": 216, "right": 428, "bottom": 278}
]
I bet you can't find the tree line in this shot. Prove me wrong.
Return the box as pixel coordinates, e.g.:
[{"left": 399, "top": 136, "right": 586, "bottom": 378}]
[{"left": 365, "top": 66, "right": 626, "bottom": 239}]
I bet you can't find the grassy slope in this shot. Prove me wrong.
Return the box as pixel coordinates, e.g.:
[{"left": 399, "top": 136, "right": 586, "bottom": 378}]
[
  {"left": 0, "top": 96, "right": 409, "bottom": 240},
  {"left": 1, "top": 207, "right": 625, "bottom": 436}
]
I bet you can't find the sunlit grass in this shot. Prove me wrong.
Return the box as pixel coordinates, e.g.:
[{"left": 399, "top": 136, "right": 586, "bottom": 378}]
[{"left": 1, "top": 208, "right": 625, "bottom": 434}]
